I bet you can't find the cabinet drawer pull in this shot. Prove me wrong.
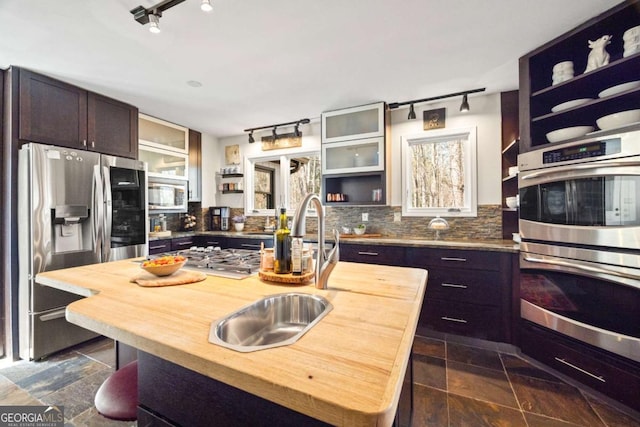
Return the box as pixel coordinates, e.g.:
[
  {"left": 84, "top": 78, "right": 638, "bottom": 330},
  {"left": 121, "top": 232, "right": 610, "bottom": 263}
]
[
  {"left": 176, "top": 241, "right": 193, "bottom": 246},
  {"left": 241, "top": 244, "right": 261, "bottom": 249},
  {"left": 554, "top": 357, "right": 605, "bottom": 383},
  {"left": 358, "top": 251, "right": 379, "bottom": 256},
  {"left": 441, "top": 257, "right": 467, "bottom": 262},
  {"left": 441, "top": 316, "right": 467, "bottom": 324},
  {"left": 441, "top": 283, "right": 468, "bottom": 289},
  {"left": 149, "top": 244, "right": 169, "bottom": 250},
  {"left": 206, "top": 241, "right": 220, "bottom": 246}
]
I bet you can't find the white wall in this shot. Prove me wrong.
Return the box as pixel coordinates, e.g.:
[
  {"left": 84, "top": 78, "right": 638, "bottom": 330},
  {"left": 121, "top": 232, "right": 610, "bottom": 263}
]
[
  {"left": 389, "top": 93, "right": 502, "bottom": 206},
  {"left": 204, "top": 92, "right": 503, "bottom": 210}
]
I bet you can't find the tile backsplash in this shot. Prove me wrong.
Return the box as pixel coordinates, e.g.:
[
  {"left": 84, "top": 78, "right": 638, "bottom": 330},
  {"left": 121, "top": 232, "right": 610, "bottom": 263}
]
[{"left": 179, "top": 204, "right": 504, "bottom": 241}]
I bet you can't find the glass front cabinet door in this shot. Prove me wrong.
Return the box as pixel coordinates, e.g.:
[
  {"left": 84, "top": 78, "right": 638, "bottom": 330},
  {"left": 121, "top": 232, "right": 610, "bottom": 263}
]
[
  {"left": 322, "top": 137, "right": 384, "bottom": 175},
  {"left": 321, "top": 102, "right": 385, "bottom": 143}
]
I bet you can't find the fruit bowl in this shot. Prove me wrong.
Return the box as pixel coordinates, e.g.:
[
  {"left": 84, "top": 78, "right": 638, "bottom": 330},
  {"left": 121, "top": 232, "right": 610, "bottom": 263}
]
[
  {"left": 141, "top": 255, "right": 187, "bottom": 277},
  {"left": 353, "top": 225, "right": 366, "bottom": 235}
]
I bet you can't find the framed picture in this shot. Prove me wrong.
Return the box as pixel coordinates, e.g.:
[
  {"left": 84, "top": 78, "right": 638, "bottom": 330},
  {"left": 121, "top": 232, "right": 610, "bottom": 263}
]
[
  {"left": 225, "top": 145, "right": 240, "bottom": 165},
  {"left": 423, "top": 108, "right": 446, "bottom": 130}
]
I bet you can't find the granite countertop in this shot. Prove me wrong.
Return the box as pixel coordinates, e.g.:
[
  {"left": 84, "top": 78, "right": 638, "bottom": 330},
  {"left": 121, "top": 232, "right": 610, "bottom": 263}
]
[{"left": 150, "top": 231, "right": 519, "bottom": 253}]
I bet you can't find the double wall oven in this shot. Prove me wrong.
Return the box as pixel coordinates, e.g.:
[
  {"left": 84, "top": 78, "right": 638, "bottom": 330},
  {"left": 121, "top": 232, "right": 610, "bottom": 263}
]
[{"left": 518, "top": 128, "right": 640, "bottom": 364}]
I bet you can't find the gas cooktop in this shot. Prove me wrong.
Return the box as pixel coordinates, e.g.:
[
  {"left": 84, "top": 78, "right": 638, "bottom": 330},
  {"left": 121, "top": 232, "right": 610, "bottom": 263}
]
[{"left": 149, "top": 246, "right": 262, "bottom": 279}]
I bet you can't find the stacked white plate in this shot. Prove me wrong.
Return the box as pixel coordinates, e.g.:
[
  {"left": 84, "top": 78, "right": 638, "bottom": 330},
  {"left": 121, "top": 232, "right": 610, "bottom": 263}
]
[
  {"left": 596, "top": 109, "right": 640, "bottom": 130},
  {"left": 598, "top": 81, "right": 640, "bottom": 98},
  {"left": 624, "top": 25, "right": 640, "bottom": 57},
  {"left": 546, "top": 126, "right": 594, "bottom": 143}
]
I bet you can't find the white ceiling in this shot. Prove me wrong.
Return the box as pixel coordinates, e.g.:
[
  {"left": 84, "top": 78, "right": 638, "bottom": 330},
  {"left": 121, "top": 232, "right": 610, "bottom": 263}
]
[{"left": 0, "top": 0, "right": 621, "bottom": 138}]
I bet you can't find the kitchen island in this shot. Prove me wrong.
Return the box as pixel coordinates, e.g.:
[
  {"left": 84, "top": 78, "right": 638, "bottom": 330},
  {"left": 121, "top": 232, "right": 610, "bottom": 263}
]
[{"left": 36, "top": 259, "right": 427, "bottom": 426}]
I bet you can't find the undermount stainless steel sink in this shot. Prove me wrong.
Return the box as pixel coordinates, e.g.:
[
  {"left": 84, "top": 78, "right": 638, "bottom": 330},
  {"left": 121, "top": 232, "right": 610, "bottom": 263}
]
[{"left": 208, "top": 293, "right": 333, "bottom": 352}]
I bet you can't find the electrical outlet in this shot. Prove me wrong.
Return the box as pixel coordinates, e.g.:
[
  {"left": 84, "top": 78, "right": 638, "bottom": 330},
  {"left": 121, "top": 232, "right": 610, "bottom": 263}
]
[
  {"left": 394, "top": 212, "right": 402, "bottom": 222},
  {"left": 362, "top": 213, "right": 369, "bottom": 222}
]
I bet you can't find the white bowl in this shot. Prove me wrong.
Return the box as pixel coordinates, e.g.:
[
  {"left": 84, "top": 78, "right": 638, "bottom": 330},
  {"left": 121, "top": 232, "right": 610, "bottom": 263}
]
[
  {"left": 546, "top": 126, "right": 595, "bottom": 143},
  {"left": 598, "top": 81, "right": 640, "bottom": 98},
  {"left": 551, "top": 98, "right": 593, "bottom": 113},
  {"left": 506, "top": 197, "right": 517, "bottom": 209},
  {"left": 353, "top": 226, "right": 366, "bottom": 235},
  {"left": 596, "top": 110, "right": 640, "bottom": 130}
]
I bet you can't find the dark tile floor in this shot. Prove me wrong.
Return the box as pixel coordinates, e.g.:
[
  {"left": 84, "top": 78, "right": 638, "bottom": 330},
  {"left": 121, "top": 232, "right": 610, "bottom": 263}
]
[{"left": 0, "top": 335, "right": 638, "bottom": 426}]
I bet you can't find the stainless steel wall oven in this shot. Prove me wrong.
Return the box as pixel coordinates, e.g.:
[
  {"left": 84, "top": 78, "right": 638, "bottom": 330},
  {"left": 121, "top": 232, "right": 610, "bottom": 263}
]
[{"left": 518, "top": 129, "right": 640, "bottom": 364}]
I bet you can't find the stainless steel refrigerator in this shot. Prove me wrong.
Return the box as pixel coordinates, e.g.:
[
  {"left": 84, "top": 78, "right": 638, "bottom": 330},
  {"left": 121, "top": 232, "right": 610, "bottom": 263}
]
[{"left": 18, "top": 143, "right": 148, "bottom": 360}]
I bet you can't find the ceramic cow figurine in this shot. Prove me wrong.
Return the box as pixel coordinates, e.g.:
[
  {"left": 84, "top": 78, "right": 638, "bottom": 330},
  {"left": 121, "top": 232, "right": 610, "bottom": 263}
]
[{"left": 584, "top": 35, "right": 612, "bottom": 72}]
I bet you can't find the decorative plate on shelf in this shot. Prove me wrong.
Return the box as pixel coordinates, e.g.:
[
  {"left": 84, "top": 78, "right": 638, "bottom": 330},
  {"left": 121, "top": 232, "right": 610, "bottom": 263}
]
[
  {"left": 551, "top": 98, "right": 593, "bottom": 113},
  {"left": 546, "top": 126, "right": 595, "bottom": 143},
  {"left": 598, "top": 81, "right": 640, "bottom": 98}
]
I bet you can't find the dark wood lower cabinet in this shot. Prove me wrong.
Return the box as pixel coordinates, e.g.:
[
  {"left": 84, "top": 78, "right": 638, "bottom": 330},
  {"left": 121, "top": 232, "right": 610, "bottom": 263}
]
[
  {"left": 520, "top": 321, "right": 640, "bottom": 412},
  {"left": 419, "top": 298, "right": 502, "bottom": 341},
  {"left": 137, "top": 351, "right": 413, "bottom": 426}
]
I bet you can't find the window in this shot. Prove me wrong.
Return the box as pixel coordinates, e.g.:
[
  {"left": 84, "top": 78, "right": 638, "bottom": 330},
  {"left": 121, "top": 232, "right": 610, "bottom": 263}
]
[
  {"left": 245, "top": 152, "right": 321, "bottom": 215},
  {"left": 401, "top": 127, "right": 477, "bottom": 217}
]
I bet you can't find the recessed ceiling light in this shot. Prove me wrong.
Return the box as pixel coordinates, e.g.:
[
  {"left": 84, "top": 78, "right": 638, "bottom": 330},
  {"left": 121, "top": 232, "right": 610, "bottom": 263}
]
[{"left": 187, "top": 80, "right": 203, "bottom": 87}]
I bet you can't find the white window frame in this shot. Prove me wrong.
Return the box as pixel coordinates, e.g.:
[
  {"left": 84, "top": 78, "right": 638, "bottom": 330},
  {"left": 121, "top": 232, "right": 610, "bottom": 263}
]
[
  {"left": 244, "top": 150, "right": 321, "bottom": 217},
  {"left": 401, "top": 127, "right": 477, "bottom": 217}
]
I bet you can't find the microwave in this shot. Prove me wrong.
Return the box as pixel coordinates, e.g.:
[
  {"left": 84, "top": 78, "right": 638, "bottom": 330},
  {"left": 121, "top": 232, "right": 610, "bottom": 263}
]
[{"left": 148, "top": 178, "right": 188, "bottom": 213}]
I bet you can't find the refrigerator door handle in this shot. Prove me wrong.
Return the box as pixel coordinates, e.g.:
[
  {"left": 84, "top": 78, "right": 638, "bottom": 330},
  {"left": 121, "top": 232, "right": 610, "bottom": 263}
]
[
  {"left": 103, "top": 165, "right": 113, "bottom": 262},
  {"left": 93, "top": 164, "right": 104, "bottom": 262}
]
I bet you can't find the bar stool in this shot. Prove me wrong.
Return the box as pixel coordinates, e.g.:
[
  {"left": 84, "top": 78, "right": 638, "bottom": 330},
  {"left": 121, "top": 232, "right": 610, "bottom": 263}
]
[{"left": 94, "top": 360, "right": 138, "bottom": 421}]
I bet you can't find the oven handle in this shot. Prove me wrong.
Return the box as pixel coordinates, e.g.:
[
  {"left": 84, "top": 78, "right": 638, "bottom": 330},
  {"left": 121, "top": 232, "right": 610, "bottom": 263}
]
[
  {"left": 520, "top": 160, "right": 640, "bottom": 180},
  {"left": 523, "top": 255, "right": 640, "bottom": 281}
]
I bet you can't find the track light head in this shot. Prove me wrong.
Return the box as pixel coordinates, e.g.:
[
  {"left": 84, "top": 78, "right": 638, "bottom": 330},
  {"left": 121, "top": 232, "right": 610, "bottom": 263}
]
[
  {"left": 248, "top": 131, "right": 255, "bottom": 143},
  {"left": 148, "top": 13, "right": 161, "bottom": 33},
  {"left": 201, "top": 0, "right": 213, "bottom": 12},
  {"left": 272, "top": 127, "right": 278, "bottom": 140},
  {"left": 294, "top": 122, "right": 301, "bottom": 137},
  {"left": 407, "top": 104, "right": 416, "bottom": 120},
  {"left": 460, "top": 94, "right": 470, "bottom": 112}
]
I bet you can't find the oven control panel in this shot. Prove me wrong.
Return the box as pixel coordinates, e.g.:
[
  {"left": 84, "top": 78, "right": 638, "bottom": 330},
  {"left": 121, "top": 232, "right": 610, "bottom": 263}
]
[{"left": 542, "top": 139, "right": 621, "bottom": 164}]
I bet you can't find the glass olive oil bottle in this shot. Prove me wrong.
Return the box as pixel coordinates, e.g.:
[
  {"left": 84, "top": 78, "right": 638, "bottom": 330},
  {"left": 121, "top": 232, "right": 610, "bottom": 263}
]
[{"left": 273, "top": 208, "right": 291, "bottom": 274}]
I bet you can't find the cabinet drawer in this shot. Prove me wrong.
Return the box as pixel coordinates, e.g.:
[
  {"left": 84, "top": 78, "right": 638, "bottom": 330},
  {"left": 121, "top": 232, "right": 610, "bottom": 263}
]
[
  {"left": 148, "top": 239, "right": 172, "bottom": 255},
  {"left": 226, "top": 237, "right": 271, "bottom": 250},
  {"left": 340, "top": 244, "right": 405, "bottom": 266},
  {"left": 194, "top": 235, "right": 227, "bottom": 248},
  {"left": 520, "top": 321, "right": 640, "bottom": 412},
  {"left": 419, "top": 298, "right": 502, "bottom": 341},
  {"left": 170, "top": 237, "right": 195, "bottom": 251},
  {"left": 426, "top": 268, "right": 502, "bottom": 306},
  {"left": 407, "top": 247, "right": 509, "bottom": 271}
]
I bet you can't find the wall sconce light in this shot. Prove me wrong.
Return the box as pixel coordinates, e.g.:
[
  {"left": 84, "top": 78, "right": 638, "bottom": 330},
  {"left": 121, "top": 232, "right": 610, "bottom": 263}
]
[
  {"left": 389, "top": 87, "right": 485, "bottom": 119},
  {"left": 244, "top": 118, "right": 311, "bottom": 143}
]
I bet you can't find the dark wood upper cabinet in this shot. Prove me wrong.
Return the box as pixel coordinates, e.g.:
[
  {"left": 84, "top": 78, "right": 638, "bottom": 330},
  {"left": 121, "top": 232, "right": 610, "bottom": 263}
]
[
  {"left": 188, "top": 129, "right": 202, "bottom": 202},
  {"left": 17, "top": 68, "right": 138, "bottom": 159},
  {"left": 88, "top": 92, "right": 138, "bottom": 159}
]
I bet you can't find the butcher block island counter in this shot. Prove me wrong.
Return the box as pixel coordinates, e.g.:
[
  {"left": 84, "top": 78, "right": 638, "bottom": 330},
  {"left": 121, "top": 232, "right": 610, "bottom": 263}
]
[{"left": 36, "top": 259, "right": 428, "bottom": 427}]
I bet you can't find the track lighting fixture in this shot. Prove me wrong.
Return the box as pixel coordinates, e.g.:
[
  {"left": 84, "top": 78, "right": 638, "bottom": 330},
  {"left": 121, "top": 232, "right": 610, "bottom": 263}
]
[
  {"left": 407, "top": 104, "right": 416, "bottom": 120},
  {"left": 148, "top": 13, "right": 161, "bottom": 33},
  {"left": 389, "top": 88, "right": 485, "bottom": 118},
  {"left": 131, "top": 0, "right": 212, "bottom": 32},
  {"left": 200, "top": 0, "right": 213, "bottom": 12},
  {"left": 459, "top": 94, "right": 470, "bottom": 112},
  {"left": 244, "top": 118, "right": 311, "bottom": 143}
]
